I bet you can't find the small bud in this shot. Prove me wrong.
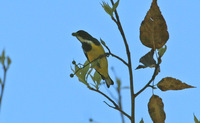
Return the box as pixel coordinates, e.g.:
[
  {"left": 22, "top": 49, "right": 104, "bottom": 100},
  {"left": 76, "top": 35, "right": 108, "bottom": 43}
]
[
  {"left": 70, "top": 74, "right": 74, "bottom": 78},
  {"left": 72, "top": 60, "right": 76, "bottom": 65},
  {"left": 89, "top": 118, "right": 93, "bottom": 122}
]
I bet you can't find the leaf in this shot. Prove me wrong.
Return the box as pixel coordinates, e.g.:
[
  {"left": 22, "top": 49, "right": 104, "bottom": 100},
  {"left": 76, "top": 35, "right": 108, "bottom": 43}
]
[
  {"left": 148, "top": 95, "right": 166, "bottom": 123},
  {"left": 7, "top": 56, "right": 12, "bottom": 68},
  {"left": 82, "top": 60, "right": 90, "bottom": 76},
  {"left": 139, "top": 118, "right": 144, "bottom": 123},
  {"left": 0, "top": 78, "right": 2, "bottom": 85},
  {"left": 90, "top": 74, "right": 95, "bottom": 83},
  {"left": 158, "top": 45, "right": 167, "bottom": 57},
  {"left": 94, "top": 71, "right": 101, "bottom": 86},
  {"left": 136, "top": 49, "right": 156, "bottom": 70},
  {"left": 157, "top": 77, "right": 195, "bottom": 91},
  {"left": 86, "top": 68, "right": 93, "bottom": 80},
  {"left": 194, "top": 114, "right": 200, "bottom": 123},
  {"left": 71, "top": 61, "right": 89, "bottom": 85},
  {"left": 101, "top": 1, "right": 113, "bottom": 17},
  {"left": 100, "top": 38, "right": 106, "bottom": 47},
  {"left": 1, "top": 50, "right": 5, "bottom": 65},
  {"left": 140, "top": 0, "right": 169, "bottom": 49},
  {"left": 112, "top": 0, "right": 119, "bottom": 12},
  {"left": 135, "top": 65, "right": 146, "bottom": 70}
]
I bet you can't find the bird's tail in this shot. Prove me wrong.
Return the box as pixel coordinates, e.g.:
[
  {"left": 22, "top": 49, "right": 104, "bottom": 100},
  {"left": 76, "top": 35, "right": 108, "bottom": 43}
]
[{"left": 105, "top": 76, "right": 114, "bottom": 88}]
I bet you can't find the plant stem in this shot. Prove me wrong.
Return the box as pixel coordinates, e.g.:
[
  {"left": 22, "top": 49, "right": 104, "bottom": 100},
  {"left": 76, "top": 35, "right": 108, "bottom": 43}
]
[
  {"left": 110, "top": 0, "right": 135, "bottom": 122},
  {"left": 118, "top": 88, "right": 125, "bottom": 123},
  {"left": 0, "top": 66, "right": 7, "bottom": 111},
  {"left": 88, "top": 86, "right": 131, "bottom": 120}
]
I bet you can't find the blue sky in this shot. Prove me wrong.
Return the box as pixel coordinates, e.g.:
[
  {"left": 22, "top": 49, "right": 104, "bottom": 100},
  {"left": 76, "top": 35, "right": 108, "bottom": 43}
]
[{"left": 0, "top": 0, "right": 200, "bottom": 123}]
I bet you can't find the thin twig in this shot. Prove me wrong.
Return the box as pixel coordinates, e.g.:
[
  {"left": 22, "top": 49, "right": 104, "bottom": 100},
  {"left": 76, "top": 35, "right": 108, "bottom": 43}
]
[
  {"left": 103, "top": 41, "right": 128, "bottom": 66},
  {"left": 104, "top": 101, "right": 131, "bottom": 120},
  {"left": 110, "top": 0, "right": 135, "bottom": 122},
  {"left": 0, "top": 66, "right": 7, "bottom": 111},
  {"left": 110, "top": 53, "right": 128, "bottom": 66},
  {"left": 88, "top": 86, "right": 131, "bottom": 120},
  {"left": 105, "top": 87, "right": 118, "bottom": 102},
  {"left": 88, "top": 86, "right": 118, "bottom": 107},
  {"left": 117, "top": 87, "right": 125, "bottom": 123}
]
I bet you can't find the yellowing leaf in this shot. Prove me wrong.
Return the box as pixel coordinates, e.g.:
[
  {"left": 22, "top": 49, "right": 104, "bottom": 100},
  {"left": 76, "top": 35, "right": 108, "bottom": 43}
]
[
  {"left": 157, "top": 77, "right": 195, "bottom": 91},
  {"left": 140, "top": 0, "right": 169, "bottom": 49},
  {"left": 148, "top": 95, "right": 166, "bottom": 123}
]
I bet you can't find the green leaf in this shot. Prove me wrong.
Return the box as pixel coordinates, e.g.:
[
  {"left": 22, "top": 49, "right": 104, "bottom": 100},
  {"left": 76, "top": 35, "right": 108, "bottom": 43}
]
[
  {"left": 158, "top": 45, "right": 167, "bottom": 57},
  {"left": 82, "top": 60, "right": 90, "bottom": 76},
  {"left": 94, "top": 71, "right": 101, "bottom": 86},
  {"left": 86, "top": 68, "right": 94, "bottom": 80},
  {"left": 139, "top": 118, "right": 144, "bottom": 123},
  {"left": 90, "top": 74, "right": 95, "bottom": 83},
  {"left": 7, "top": 56, "right": 12, "bottom": 69},
  {"left": 75, "top": 64, "right": 79, "bottom": 72},
  {"left": 194, "top": 114, "right": 200, "bottom": 123},
  {"left": 101, "top": 1, "right": 113, "bottom": 17},
  {"left": 1, "top": 50, "right": 5, "bottom": 65},
  {"left": 100, "top": 38, "right": 106, "bottom": 47},
  {"left": 112, "top": 0, "right": 119, "bottom": 12},
  {"left": 71, "top": 61, "right": 89, "bottom": 85}
]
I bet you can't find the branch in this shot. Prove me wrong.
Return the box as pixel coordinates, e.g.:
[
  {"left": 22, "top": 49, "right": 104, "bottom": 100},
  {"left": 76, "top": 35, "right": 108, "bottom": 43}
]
[
  {"left": 0, "top": 66, "right": 7, "bottom": 111},
  {"left": 110, "top": 0, "right": 135, "bottom": 122},
  {"left": 103, "top": 43, "right": 128, "bottom": 66},
  {"left": 104, "top": 101, "right": 131, "bottom": 120},
  {"left": 135, "top": 57, "right": 161, "bottom": 97},
  {"left": 117, "top": 86, "right": 125, "bottom": 123},
  {"left": 88, "top": 86, "right": 131, "bottom": 120}
]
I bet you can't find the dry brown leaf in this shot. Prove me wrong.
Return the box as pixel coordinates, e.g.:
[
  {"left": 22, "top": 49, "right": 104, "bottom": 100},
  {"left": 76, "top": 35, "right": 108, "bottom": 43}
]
[
  {"left": 157, "top": 77, "right": 195, "bottom": 91},
  {"left": 148, "top": 95, "right": 166, "bottom": 123},
  {"left": 140, "top": 0, "right": 169, "bottom": 49}
]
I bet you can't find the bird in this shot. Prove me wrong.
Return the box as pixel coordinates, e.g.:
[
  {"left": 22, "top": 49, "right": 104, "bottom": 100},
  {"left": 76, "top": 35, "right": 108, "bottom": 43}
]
[{"left": 72, "top": 30, "right": 114, "bottom": 88}]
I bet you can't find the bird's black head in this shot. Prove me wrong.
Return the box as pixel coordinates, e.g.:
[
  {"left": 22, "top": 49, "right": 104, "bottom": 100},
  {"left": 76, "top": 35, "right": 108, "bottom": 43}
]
[
  {"left": 72, "top": 30, "right": 94, "bottom": 41},
  {"left": 72, "top": 30, "right": 100, "bottom": 45}
]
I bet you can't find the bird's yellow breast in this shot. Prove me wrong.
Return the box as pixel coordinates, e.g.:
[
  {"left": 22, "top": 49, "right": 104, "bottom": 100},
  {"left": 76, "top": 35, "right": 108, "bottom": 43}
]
[
  {"left": 86, "top": 43, "right": 109, "bottom": 78},
  {"left": 87, "top": 43, "right": 105, "bottom": 61}
]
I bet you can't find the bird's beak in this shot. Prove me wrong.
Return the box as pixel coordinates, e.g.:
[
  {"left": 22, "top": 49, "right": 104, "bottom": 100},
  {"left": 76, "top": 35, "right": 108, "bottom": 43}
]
[{"left": 72, "top": 32, "right": 77, "bottom": 37}]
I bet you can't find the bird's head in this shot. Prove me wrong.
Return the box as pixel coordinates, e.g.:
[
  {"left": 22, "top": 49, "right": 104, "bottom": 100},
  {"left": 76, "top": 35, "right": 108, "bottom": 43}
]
[
  {"left": 72, "top": 30, "right": 94, "bottom": 44},
  {"left": 72, "top": 30, "right": 100, "bottom": 45}
]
